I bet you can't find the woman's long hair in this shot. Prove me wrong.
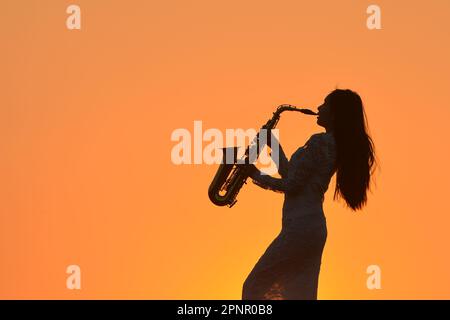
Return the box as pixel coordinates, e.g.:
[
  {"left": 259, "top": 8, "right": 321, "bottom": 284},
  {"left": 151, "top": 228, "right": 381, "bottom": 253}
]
[{"left": 327, "top": 89, "right": 378, "bottom": 211}]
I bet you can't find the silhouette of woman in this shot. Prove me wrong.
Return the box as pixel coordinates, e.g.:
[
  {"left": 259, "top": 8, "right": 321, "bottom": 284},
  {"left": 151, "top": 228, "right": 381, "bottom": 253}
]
[{"left": 242, "top": 89, "right": 377, "bottom": 300}]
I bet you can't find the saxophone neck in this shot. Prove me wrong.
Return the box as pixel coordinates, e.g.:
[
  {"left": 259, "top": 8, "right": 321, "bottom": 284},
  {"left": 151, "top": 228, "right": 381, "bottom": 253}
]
[
  {"left": 277, "top": 104, "right": 318, "bottom": 115},
  {"left": 265, "top": 105, "right": 293, "bottom": 128},
  {"left": 262, "top": 104, "right": 317, "bottom": 129},
  {"left": 263, "top": 113, "right": 280, "bottom": 130}
]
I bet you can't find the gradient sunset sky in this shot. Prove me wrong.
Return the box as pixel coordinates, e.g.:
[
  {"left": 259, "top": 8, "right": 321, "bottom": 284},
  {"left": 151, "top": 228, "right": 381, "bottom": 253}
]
[{"left": 1, "top": 0, "right": 450, "bottom": 299}]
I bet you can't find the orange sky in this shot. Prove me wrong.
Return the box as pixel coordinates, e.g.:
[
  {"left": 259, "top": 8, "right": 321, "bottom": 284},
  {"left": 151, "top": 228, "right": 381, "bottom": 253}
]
[{"left": 1, "top": 0, "right": 450, "bottom": 299}]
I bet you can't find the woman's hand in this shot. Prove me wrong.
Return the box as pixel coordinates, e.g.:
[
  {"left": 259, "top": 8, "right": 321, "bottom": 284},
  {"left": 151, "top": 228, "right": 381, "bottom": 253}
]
[{"left": 237, "top": 162, "right": 258, "bottom": 178}]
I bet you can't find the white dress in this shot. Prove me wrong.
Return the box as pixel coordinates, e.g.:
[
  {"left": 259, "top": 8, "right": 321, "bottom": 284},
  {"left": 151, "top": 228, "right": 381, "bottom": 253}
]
[{"left": 242, "top": 132, "right": 337, "bottom": 300}]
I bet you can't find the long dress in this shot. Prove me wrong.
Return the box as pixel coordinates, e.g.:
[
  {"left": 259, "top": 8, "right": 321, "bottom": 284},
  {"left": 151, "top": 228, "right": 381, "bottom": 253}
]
[{"left": 242, "top": 132, "right": 337, "bottom": 300}]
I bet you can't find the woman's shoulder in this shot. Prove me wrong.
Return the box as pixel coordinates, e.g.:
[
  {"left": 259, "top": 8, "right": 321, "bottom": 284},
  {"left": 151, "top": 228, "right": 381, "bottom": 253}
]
[
  {"left": 307, "top": 132, "right": 335, "bottom": 145},
  {"left": 292, "top": 132, "right": 334, "bottom": 156},
  {"left": 305, "top": 132, "right": 337, "bottom": 160}
]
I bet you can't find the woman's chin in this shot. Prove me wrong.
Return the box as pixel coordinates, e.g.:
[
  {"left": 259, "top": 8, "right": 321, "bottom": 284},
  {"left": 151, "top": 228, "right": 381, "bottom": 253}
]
[{"left": 317, "top": 122, "right": 327, "bottom": 130}]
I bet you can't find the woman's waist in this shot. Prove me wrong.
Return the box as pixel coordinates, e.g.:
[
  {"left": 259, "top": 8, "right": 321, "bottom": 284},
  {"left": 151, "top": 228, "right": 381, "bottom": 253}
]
[
  {"left": 282, "top": 207, "right": 325, "bottom": 219},
  {"left": 282, "top": 197, "right": 325, "bottom": 219},
  {"left": 282, "top": 194, "right": 324, "bottom": 211},
  {"left": 285, "top": 188, "right": 325, "bottom": 201}
]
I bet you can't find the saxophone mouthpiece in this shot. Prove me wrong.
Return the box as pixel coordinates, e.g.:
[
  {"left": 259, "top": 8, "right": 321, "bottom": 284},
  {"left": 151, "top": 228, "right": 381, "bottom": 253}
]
[{"left": 300, "top": 109, "right": 318, "bottom": 115}]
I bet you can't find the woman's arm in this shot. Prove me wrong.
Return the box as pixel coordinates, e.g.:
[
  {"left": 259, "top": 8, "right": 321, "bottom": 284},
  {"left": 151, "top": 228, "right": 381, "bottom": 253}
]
[
  {"left": 250, "top": 134, "right": 324, "bottom": 193},
  {"left": 268, "top": 134, "right": 289, "bottom": 178},
  {"left": 246, "top": 132, "right": 288, "bottom": 179}
]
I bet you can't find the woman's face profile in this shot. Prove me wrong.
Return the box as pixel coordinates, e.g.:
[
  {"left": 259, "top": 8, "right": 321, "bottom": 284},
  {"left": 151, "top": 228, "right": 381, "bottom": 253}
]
[{"left": 317, "top": 99, "right": 334, "bottom": 130}]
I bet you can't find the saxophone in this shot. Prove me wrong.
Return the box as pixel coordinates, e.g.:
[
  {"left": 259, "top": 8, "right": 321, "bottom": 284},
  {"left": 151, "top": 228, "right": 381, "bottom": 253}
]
[{"left": 208, "top": 104, "right": 317, "bottom": 208}]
